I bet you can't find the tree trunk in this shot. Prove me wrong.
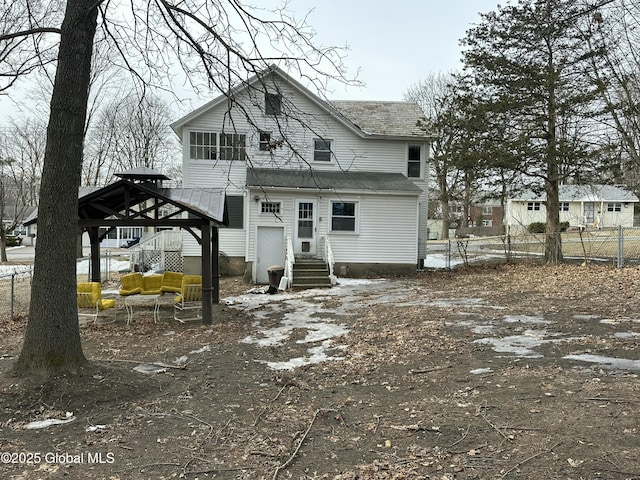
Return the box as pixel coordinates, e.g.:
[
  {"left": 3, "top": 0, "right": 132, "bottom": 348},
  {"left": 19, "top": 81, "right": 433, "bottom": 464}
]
[
  {"left": 0, "top": 229, "right": 7, "bottom": 263},
  {"left": 14, "top": 1, "right": 98, "bottom": 377}
]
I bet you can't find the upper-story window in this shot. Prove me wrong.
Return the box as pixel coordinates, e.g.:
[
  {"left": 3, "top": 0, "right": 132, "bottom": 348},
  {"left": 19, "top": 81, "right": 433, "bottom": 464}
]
[
  {"left": 220, "top": 133, "right": 246, "bottom": 161},
  {"left": 189, "top": 131, "right": 246, "bottom": 161},
  {"left": 407, "top": 145, "right": 422, "bottom": 178},
  {"left": 259, "top": 132, "right": 271, "bottom": 152},
  {"left": 189, "top": 131, "right": 217, "bottom": 160},
  {"left": 314, "top": 138, "right": 332, "bottom": 162},
  {"left": 265, "top": 92, "right": 282, "bottom": 115}
]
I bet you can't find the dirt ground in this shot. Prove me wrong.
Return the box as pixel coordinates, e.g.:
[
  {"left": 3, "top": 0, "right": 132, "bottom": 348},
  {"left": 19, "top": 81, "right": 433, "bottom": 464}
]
[{"left": 1, "top": 263, "right": 640, "bottom": 480}]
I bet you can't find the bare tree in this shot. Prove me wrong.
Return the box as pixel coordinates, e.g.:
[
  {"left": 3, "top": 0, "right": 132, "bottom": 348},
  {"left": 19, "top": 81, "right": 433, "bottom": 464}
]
[
  {"left": 582, "top": 0, "right": 640, "bottom": 189},
  {"left": 0, "top": 119, "right": 45, "bottom": 261},
  {"left": 0, "top": 1, "right": 62, "bottom": 95},
  {"left": 84, "top": 92, "right": 178, "bottom": 185},
  {"left": 405, "top": 73, "right": 464, "bottom": 239},
  {"left": 0, "top": 0, "right": 353, "bottom": 377}
]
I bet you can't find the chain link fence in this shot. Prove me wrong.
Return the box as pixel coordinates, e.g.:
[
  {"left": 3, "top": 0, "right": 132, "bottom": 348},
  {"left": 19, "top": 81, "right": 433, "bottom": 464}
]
[
  {"left": 428, "top": 226, "right": 640, "bottom": 269},
  {"left": 0, "top": 266, "right": 33, "bottom": 322}
]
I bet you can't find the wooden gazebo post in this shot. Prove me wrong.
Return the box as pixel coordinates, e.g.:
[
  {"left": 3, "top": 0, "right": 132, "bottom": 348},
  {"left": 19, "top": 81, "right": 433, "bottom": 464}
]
[{"left": 201, "top": 221, "right": 213, "bottom": 325}]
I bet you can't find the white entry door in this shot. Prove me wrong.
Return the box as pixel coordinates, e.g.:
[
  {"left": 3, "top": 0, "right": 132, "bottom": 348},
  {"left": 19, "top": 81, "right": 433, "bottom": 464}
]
[
  {"left": 294, "top": 199, "right": 317, "bottom": 256},
  {"left": 256, "top": 226, "right": 285, "bottom": 284}
]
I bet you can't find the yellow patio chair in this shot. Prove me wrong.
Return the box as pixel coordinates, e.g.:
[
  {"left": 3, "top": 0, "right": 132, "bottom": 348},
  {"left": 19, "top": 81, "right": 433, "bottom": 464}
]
[
  {"left": 160, "top": 271, "right": 184, "bottom": 294},
  {"left": 118, "top": 272, "right": 143, "bottom": 296},
  {"left": 141, "top": 274, "right": 162, "bottom": 295},
  {"left": 77, "top": 282, "right": 116, "bottom": 323},
  {"left": 174, "top": 275, "right": 202, "bottom": 323}
]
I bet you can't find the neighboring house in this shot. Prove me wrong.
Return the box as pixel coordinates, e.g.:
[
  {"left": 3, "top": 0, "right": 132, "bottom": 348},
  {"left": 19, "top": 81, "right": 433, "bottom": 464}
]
[
  {"left": 2, "top": 205, "right": 37, "bottom": 245},
  {"left": 506, "top": 184, "right": 639, "bottom": 233},
  {"left": 171, "top": 66, "right": 433, "bottom": 283},
  {"left": 469, "top": 202, "right": 503, "bottom": 228}
]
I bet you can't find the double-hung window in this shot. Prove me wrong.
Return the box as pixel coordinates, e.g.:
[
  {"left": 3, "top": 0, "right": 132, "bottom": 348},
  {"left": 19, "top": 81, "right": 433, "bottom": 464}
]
[
  {"left": 407, "top": 145, "right": 422, "bottom": 178},
  {"left": 314, "top": 139, "right": 332, "bottom": 162},
  {"left": 527, "top": 202, "right": 541, "bottom": 211},
  {"left": 265, "top": 92, "right": 282, "bottom": 115},
  {"left": 331, "top": 201, "right": 357, "bottom": 232},
  {"left": 607, "top": 203, "right": 621, "bottom": 212},
  {"left": 559, "top": 202, "right": 569, "bottom": 212},
  {"left": 259, "top": 132, "right": 271, "bottom": 152}
]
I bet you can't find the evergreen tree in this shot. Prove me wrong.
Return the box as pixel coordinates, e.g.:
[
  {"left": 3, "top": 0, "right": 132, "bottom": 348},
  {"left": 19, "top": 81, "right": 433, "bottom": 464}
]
[{"left": 461, "top": 0, "right": 606, "bottom": 263}]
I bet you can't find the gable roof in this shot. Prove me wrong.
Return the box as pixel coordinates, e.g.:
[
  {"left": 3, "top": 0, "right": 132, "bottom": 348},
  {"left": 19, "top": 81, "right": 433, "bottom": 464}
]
[
  {"left": 247, "top": 167, "right": 422, "bottom": 194},
  {"left": 513, "top": 185, "right": 639, "bottom": 203},
  {"left": 171, "top": 65, "right": 433, "bottom": 141}
]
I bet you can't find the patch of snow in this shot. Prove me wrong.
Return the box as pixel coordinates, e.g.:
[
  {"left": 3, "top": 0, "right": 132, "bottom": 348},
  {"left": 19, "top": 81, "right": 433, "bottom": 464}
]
[
  {"left": 24, "top": 416, "right": 75, "bottom": 430},
  {"left": 470, "top": 368, "right": 493, "bottom": 375},
  {"left": 563, "top": 354, "right": 640, "bottom": 372},
  {"left": 258, "top": 340, "right": 346, "bottom": 371}
]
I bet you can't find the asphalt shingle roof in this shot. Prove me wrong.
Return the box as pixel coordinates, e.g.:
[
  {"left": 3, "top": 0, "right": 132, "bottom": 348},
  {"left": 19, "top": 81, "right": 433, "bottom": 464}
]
[
  {"left": 247, "top": 167, "right": 422, "bottom": 194},
  {"left": 330, "top": 101, "right": 428, "bottom": 138},
  {"left": 514, "top": 185, "right": 639, "bottom": 202}
]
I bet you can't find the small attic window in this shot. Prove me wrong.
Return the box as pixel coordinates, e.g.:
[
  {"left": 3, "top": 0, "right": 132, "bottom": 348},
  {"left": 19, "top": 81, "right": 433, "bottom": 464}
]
[{"left": 265, "top": 92, "right": 282, "bottom": 115}]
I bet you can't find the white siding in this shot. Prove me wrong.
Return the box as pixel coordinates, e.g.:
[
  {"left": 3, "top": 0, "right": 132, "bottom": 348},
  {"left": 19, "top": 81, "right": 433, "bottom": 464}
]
[
  {"left": 178, "top": 72, "right": 429, "bottom": 273},
  {"left": 506, "top": 199, "right": 636, "bottom": 232},
  {"left": 326, "top": 194, "right": 419, "bottom": 264}
]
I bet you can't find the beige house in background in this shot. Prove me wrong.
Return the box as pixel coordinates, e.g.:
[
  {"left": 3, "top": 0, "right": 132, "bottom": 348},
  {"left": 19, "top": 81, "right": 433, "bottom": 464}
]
[{"left": 506, "top": 184, "right": 638, "bottom": 233}]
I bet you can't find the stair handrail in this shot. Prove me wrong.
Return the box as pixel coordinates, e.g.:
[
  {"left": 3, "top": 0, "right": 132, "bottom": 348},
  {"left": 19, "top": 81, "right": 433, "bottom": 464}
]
[
  {"left": 131, "top": 230, "right": 181, "bottom": 251},
  {"left": 284, "top": 236, "right": 295, "bottom": 289},
  {"left": 324, "top": 236, "right": 336, "bottom": 284}
]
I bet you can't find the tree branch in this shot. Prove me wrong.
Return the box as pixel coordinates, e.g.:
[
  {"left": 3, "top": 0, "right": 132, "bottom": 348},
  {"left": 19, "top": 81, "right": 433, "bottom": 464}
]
[{"left": 0, "top": 27, "right": 61, "bottom": 41}]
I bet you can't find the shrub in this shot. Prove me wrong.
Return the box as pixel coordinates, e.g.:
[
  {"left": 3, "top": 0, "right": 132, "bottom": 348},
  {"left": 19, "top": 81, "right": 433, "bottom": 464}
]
[
  {"left": 559, "top": 221, "right": 570, "bottom": 232},
  {"left": 528, "top": 222, "right": 546, "bottom": 234},
  {"left": 6, "top": 236, "right": 23, "bottom": 247}
]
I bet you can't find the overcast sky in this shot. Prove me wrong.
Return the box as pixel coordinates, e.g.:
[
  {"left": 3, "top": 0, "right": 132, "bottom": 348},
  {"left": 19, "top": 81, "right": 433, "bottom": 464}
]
[
  {"left": 0, "top": 1, "right": 503, "bottom": 124},
  {"left": 287, "top": 0, "right": 503, "bottom": 101}
]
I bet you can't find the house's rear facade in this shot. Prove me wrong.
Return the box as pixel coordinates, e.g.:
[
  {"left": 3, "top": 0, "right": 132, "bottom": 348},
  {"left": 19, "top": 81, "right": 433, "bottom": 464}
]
[{"left": 172, "top": 67, "right": 432, "bottom": 282}]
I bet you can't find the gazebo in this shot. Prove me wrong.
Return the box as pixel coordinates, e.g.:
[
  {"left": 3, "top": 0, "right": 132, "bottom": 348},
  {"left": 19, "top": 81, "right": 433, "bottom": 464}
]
[{"left": 29, "top": 167, "right": 227, "bottom": 324}]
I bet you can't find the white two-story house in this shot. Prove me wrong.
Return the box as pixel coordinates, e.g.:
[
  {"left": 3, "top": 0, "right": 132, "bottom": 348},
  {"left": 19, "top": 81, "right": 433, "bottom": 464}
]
[{"left": 171, "top": 66, "right": 433, "bottom": 283}]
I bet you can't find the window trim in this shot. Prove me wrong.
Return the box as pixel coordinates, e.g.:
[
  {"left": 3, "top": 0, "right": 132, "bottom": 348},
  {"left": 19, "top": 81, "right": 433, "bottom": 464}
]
[
  {"left": 265, "top": 92, "right": 282, "bottom": 116},
  {"left": 260, "top": 201, "right": 281, "bottom": 215},
  {"left": 407, "top": 144, "right": 422, "bottom": 178},
  {"left": 329, "top": 200, "right": 358, "bottom": 233},
  {"left": 188, "top": 130, "right": 247, "bottom": 161},
  {"left": 225, "top": 195, "right": 244, "bottom": 229},
  {"left": 189, "top": 131, "right": 217, "bottom": 160},
  {"left": 258, "top": 131, "right": 271, "bottom": 152},
  {"left": 313, "top": 138, "right": 333, "bottom": 163}
]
